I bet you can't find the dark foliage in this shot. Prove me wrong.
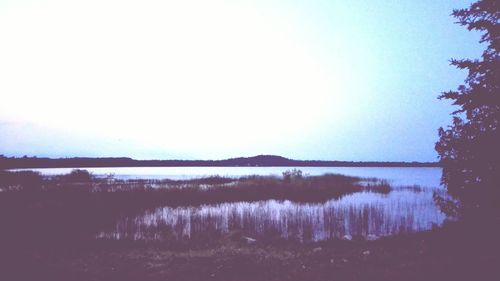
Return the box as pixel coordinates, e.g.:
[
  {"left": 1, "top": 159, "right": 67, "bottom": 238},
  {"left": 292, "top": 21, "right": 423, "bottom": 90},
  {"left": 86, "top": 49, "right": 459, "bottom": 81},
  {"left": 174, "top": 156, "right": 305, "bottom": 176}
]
[
  {"left": 62, "top": 169, "right": 93, "bottom": 182},
  {"left": 0, "top": 170, "right": 44, "bottom": 191},
  {"left": 436, "top": 0, "right": 500, "bottom": 215},
  {"left": 0, "top": 154, "right": 438, "bottom": 169}
]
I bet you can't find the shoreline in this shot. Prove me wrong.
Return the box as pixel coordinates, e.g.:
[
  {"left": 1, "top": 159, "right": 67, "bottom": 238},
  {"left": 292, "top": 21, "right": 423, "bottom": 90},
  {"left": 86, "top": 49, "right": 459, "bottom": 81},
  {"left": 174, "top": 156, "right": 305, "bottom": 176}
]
[{"left": 2, "top": 221, "right": 499, "bottom": 281}]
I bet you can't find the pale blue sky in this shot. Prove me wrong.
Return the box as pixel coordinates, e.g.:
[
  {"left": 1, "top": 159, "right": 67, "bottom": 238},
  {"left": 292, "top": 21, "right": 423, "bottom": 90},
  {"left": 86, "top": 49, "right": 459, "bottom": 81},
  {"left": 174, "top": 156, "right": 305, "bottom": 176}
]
[{"left": 0, "top": 0, "right": 484, "bottom": 161}]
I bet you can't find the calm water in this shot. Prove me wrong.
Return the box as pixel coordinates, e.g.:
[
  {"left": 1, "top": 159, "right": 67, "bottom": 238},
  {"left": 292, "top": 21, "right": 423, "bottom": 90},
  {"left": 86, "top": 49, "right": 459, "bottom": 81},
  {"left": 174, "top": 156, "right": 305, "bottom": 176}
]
[
  {"left": 15, "top": 166, "right": 447, "bottom": 241},
  {"left": 17, "top": 166, "right": 443, "bottom": 189},
  {"left": 98, "top": 190, "right": 447, "bottom": 242}
]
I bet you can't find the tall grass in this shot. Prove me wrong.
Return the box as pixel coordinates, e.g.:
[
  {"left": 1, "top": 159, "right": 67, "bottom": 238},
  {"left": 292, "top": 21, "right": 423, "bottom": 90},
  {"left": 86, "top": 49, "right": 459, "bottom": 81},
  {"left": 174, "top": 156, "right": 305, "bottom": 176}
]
[{"left": 0, "top": 169, "right": 392, "bottom": 246}]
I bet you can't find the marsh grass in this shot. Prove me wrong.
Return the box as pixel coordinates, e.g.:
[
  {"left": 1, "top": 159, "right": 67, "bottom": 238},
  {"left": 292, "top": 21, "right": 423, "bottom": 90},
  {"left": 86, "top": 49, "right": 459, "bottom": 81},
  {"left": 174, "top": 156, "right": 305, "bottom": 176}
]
[
  {"left": 0, "top": 169, "right": 392, "bottom": 247},
  {"left": 1, "top": 169, "right": 390, "bottom": 204}
]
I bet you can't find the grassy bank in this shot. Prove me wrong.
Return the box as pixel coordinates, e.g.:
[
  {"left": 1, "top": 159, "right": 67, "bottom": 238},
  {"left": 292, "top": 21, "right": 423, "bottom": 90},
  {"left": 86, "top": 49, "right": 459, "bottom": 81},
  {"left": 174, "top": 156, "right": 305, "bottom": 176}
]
[{"left": 0, "top": 170, "right": 390, "bottom": 210}]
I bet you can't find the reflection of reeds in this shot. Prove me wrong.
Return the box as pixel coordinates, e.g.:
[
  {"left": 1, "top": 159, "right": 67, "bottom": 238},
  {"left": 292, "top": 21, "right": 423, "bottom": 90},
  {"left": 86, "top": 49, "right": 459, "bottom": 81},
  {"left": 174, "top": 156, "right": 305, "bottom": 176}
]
[
  {"left": 0, "top": 169, "right": 395, "bottom": 246},
  {"left": 101, "top": 191, "right": 447, "bottom": 243},
  {"left": 0, "top": 169, "right": 445, "bottom": 246}
]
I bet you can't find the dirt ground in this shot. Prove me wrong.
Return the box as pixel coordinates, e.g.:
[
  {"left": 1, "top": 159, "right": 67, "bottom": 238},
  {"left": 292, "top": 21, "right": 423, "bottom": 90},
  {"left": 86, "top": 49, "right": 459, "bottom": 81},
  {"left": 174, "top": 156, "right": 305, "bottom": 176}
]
[{"left": 1, "top": 223, "right": 499, "bottom": 281}]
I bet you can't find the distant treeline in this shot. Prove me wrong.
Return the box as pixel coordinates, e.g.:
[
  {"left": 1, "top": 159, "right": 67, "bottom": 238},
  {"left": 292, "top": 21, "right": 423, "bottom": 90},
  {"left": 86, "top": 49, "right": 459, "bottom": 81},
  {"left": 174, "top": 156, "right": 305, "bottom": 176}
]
[{"left": 0, "top": 155, "right": 439, "bottom": 169}]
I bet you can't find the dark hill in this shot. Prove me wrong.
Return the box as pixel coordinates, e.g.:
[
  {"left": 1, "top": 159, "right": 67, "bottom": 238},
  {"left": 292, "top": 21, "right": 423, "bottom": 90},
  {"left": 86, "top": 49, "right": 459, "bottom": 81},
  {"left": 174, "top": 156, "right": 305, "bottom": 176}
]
[{"left": 0, "top": 155, "right": 439, "bottom": 169}]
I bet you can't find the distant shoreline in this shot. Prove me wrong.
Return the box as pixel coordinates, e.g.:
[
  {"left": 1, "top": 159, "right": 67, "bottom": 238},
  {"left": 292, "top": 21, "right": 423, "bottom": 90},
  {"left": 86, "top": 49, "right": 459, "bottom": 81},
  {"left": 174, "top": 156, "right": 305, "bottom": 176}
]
[{"left": 0, "top": 155, "right": 439, "bottom": 169}]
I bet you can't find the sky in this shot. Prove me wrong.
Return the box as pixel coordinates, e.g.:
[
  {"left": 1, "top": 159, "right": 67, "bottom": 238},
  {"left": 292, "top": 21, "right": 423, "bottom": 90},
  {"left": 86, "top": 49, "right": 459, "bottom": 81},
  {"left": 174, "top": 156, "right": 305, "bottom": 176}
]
[{"left": 0, "top": 0, "right": 485, "bottom": 161}]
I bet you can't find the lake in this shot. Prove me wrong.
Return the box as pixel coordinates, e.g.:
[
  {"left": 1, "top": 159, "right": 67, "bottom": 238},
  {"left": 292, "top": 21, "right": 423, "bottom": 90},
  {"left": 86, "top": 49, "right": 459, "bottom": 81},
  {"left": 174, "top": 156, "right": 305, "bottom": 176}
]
[
  {"left": 17, "top": 166, "right": 443, "bottom": 189},
  {"left": 98, "top": 190, "right": 447, "bottom": 242},
  {"left": 15, "top": 166, "right": 449, "bottom": 241}
]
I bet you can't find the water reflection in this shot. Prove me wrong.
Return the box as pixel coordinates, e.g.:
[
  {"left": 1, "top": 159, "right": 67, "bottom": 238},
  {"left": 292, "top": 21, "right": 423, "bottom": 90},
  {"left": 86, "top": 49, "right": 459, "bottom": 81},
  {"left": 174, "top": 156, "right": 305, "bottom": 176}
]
[{"left": 99, "top": 190, "right": 447, "bottom": 242}]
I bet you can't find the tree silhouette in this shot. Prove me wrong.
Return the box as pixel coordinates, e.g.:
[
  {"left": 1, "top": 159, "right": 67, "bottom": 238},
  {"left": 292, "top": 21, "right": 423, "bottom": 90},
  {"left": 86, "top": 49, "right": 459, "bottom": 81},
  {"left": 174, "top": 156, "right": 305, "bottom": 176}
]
[{"left": 436, "top": 0, "right": 499, "bottom": 215}]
